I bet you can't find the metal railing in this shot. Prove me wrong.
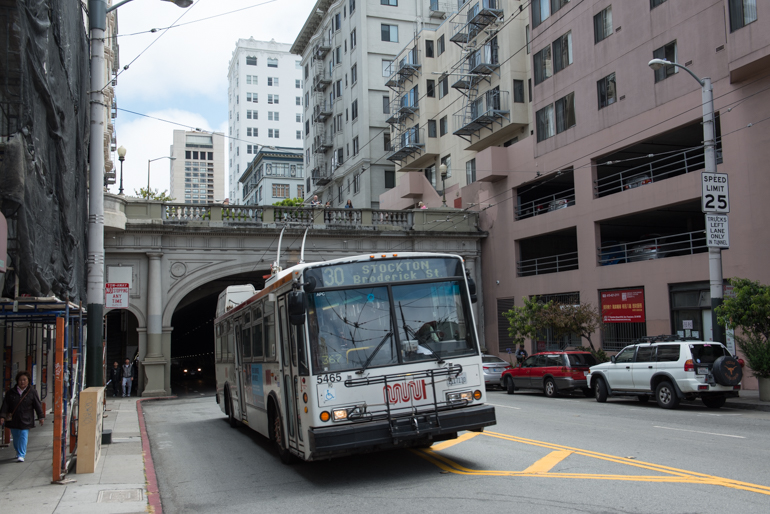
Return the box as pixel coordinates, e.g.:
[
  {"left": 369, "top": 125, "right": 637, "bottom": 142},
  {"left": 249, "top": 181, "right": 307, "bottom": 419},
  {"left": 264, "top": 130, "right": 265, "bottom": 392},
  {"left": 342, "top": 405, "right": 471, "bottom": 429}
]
[
  {"left": 429, "top": 0, "right": 455, "bottom": 16},
  {"left": 467, "top": 43, "right": 499, "bottom": 74},
  {"left": 594, "top": 146, "right": 705, "bottom": 197},
  {"left": 517, "top": 251, "right": 579, "bottom": 277},
  {"left": 313, "top": 100, "right": 332, "bottom": 122},
  {"left": 453, "top": 89, "right": 509, "bottom": 136},
  {"left": 387, "top": 127, "right": 425, "bottom": 163},
  {"left": 597, "top": 230, "right": 708, "bottom": 266},
  {"left": 601, "top": 323, "right": 648, "bottom": 352},
  {"left": 312, "top": 67, "right": 331, "bottom": 92},
  {"left": 313, "top": 36, "right": 332, "bottom": 59},
  {"left": 515, "top": 189, "right": 576, "bottom": 220}
]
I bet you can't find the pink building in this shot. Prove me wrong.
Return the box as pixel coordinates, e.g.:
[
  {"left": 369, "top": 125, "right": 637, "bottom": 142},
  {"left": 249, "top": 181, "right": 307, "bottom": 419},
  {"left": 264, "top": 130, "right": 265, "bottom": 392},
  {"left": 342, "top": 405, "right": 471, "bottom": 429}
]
[{"left": 381, "top": 0, "right": 768, "bottom": 389}]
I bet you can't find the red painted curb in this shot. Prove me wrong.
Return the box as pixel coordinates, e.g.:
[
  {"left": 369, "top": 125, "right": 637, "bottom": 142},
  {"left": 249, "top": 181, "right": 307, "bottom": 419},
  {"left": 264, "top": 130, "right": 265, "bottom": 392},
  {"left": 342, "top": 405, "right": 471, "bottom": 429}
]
[{"left": 137, "top": 397, "right": 177, "bottom": 514}]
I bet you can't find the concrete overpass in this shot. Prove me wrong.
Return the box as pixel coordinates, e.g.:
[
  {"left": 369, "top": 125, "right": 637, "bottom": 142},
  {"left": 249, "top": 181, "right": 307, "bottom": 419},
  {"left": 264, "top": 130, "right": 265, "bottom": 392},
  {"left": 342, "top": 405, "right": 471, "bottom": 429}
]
[{"left": 103, "top": 194, "right": 486, "bottom": 396}]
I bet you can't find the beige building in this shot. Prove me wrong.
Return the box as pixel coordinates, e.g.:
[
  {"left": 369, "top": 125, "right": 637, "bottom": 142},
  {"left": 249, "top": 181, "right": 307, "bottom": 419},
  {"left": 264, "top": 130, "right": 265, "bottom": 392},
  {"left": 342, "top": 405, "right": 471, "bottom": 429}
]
[
  {"left": 381, "top": 1, "right": 768, "bottom": 390},
  {"left": 169, "top": 130, "right": 226, "bottom": 204}
]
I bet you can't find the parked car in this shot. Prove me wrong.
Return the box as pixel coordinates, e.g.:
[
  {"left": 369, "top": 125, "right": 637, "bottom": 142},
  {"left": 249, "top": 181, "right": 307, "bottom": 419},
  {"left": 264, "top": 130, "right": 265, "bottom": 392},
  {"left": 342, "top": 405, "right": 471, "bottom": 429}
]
[
  {"left": 548, "top": 198, "right": 571, "bottom": 211},
  {"left": 627, "top": 233, "right": 667, "bottom": 262},
  {"left": 599, "top": 240, "right": 626, "bottom": 265},
  {"left": 500, "top": 351, "right": 597, "bottom": 397},
  {"left": 622, "top": 173, "right": 653, "bottom": 190},
  {"left": 586, "top": 336, "right": 743, "bottom": 409},
  {"left": 482, "top": 355, "right": 513, "bottom": 389}
]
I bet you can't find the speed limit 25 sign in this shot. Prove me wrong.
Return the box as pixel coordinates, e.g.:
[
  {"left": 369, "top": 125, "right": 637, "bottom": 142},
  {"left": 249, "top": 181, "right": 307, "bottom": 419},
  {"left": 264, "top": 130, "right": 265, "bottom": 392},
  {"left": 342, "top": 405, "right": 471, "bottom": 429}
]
[{"left": 701, "top": 172, "right": 729, "bottom": 213}]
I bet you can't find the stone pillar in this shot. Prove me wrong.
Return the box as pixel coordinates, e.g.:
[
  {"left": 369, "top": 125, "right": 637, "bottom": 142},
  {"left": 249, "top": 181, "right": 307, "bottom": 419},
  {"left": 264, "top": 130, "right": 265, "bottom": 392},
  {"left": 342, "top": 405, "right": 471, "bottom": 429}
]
[{"left": 142, "top": 252, "right": 167, "bottom": 396}]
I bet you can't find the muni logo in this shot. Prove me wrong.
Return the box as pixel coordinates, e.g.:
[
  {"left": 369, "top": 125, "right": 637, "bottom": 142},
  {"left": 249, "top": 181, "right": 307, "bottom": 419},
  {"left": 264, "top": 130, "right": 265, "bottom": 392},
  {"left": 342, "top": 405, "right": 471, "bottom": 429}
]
[{"left": 383, "top": 379, "right": 428, "bottom": 404}]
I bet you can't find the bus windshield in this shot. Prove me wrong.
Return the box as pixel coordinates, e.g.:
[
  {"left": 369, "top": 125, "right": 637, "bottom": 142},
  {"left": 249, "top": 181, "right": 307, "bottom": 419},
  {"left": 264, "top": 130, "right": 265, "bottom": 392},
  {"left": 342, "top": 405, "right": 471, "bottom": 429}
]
[{"left": 307, "top": 280, "right": 476, "bottom": 374}]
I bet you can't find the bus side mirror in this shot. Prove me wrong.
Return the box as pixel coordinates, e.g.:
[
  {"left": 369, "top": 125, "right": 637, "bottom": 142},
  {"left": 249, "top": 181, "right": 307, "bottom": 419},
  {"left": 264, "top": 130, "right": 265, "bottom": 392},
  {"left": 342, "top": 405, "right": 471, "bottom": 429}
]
[
  {"left": 467, "top": 277, "right": 477, "bottom": 304},
  {"left": 288, "top": 291, "right": 307, "bottom": 325},
  {"left": 304, "top": 276, "right": 316, "bottom": 293}
]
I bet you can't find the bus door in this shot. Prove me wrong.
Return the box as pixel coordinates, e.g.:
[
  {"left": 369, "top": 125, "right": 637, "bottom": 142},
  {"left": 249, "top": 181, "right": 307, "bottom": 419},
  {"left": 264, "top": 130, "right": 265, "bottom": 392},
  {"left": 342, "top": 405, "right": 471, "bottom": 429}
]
[
  {"left": 277, "top": 295, "right": 303, "bottom": 453},
  {"left": 233, "top": 316, "right": 246, "bottom": 421}
]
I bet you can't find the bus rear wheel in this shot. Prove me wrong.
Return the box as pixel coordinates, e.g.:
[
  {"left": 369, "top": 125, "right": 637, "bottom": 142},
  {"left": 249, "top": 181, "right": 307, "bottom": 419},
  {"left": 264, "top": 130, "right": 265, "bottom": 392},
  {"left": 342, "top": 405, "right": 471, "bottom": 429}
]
[{"left": 227, "top": 393, "right": 238, "bottom": 428}]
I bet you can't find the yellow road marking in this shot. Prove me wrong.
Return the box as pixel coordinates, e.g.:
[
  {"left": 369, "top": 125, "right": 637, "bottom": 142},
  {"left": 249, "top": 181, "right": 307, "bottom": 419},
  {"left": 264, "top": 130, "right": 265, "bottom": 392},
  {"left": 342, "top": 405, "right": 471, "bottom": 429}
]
[
  {"left": 410, "top": 430, "right": 770, "bottom": 497},
  {"left": 522, "top": 450, "right": 572, "bottom": 474},
  {"left": 431, "top": 432, "right": 481, "bottom": 451}
]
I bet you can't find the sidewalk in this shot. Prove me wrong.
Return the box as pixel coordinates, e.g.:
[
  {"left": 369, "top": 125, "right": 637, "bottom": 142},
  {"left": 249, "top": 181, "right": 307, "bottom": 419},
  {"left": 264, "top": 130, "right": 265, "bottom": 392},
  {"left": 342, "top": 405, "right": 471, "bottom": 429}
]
[
  {"left": 723, "top": 389, "right": 770, "bottom": 412},
  {"left": 0, "top": 396, "right": 149, "bottom": 514}
]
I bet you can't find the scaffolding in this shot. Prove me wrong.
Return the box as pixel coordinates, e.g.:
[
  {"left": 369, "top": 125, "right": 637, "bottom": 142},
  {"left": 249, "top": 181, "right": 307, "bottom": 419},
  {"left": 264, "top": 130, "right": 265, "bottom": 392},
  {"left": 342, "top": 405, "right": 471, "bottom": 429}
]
[
  {"left": 448, "top": 0, "right": 509, "bottom": 142},
  {"left": 1, "top": 298, "right": 86, "bottom": 482}
]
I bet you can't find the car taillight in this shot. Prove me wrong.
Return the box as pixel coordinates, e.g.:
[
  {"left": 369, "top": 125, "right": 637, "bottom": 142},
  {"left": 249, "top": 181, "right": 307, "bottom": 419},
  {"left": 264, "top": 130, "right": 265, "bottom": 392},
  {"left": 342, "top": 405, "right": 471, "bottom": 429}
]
[
  {"left": 684, "top": 359, "right": 694, "bottom": 372},
  {"left": 483, "top": 366, "right": 489, "bottom": 371},
  {"left": 738, "top": 359, "right": 745, "bottom": 368},
  {"left": 504, "top": 366, "right": 513, "bottom": 371}
]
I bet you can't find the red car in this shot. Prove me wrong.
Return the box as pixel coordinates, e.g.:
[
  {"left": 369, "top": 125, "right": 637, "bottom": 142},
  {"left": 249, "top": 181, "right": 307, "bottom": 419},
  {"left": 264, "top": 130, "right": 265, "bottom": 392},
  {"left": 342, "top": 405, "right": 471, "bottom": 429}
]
[{"left": 500, "top": 351, "right": 597, "bottom": 397}]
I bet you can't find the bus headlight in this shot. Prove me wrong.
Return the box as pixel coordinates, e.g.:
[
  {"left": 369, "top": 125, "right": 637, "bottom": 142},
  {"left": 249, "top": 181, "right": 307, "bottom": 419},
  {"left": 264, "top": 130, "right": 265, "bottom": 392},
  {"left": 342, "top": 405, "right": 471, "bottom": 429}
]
[
  {"left": 446, "top": 391, "right": 473, "bottom": 403},
  {"left": 332, "top": 408, "right": 349, "bottom": 421}
]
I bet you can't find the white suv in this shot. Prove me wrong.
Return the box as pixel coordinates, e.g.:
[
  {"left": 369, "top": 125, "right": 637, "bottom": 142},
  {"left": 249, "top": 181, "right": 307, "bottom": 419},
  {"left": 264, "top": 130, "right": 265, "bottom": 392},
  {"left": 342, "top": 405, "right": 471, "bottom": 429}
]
[{"left": 586, "top": 337, "right": 743, "bottom": 409}]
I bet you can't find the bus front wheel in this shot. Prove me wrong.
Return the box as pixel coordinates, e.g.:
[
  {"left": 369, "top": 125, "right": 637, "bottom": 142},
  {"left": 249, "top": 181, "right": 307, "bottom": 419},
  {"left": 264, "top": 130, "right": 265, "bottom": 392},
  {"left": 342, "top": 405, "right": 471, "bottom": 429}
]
[{"left": 270, "top": 405, "right": 295, "bottom": 464}]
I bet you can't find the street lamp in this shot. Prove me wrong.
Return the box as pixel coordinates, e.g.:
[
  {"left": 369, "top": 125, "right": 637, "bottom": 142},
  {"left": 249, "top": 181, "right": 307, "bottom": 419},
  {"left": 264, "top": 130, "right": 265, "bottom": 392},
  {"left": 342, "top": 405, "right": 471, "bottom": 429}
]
[
  {"left": 117, "top": 146, "right": 126, "bottom": 195},
  {"left": 440, "top": 163, "right": 447, "bottom": 207},
  {"left": 86, "top": 0, "right": 191, "bottom": 388},
  {"left": 648, "top": 58, "right": 724, "bottom": 344},
  {"left": 147, "top": 156, "right": 176, "bottom": 197}
]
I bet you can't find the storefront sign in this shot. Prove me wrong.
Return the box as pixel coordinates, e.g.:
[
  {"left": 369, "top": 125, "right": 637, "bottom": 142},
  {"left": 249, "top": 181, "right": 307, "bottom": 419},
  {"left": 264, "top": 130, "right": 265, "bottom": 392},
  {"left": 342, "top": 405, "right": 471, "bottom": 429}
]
[{"left": 600, "top": 288, "right": 646, "bottom": 323}]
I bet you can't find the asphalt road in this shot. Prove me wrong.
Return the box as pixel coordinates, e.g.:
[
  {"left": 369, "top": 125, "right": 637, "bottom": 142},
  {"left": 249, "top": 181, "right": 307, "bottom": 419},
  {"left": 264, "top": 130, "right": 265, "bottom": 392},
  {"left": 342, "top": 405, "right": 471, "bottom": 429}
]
[{"left": 143, "top": 388, "right": 770, "bottom": 514}]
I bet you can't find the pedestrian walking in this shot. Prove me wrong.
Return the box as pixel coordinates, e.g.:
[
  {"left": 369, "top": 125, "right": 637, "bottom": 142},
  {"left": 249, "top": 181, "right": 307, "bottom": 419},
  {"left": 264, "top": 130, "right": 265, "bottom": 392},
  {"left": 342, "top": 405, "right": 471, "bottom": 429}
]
[
  {"left": 122, "top": 358, "right": 134, "bottom": 397},
  {"left": 0, "top": 371, "right": 45, "bottom": 462},
  {"left": 108, "top": 361, "right": 121, "bottom": 397},
  {"left": 515, "top": 344, "right": 528, "bottom": 364}
]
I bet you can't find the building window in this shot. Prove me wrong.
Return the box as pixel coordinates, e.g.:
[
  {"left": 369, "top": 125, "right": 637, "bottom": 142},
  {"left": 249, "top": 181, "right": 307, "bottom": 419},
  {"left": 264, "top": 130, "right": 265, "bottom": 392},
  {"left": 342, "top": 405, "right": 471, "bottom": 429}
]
[
  {"left": 382, "top": 59, "right": 393, "bottom": 77},
  {"left": 385, "top": 169, "right": 395, "bottom": 188},
  {"left": 353, "top": 136, "right": 359, "bottom": 155},
  {"left": 246, "top": 55, "right": 257, "bottom": 66},
  {"left": 437, "top": 35, "right": 445, "bottom": 55},
  {"left": 382, "top": 96, "right": 390, "bottom": 114},
  {"left": 536, "top": 104, "right": 555, "bottom": 142},
  {"left": 428, "top": 119, "right": 437, "bottom": 138},
  {"left": 247, "top": 127, "right": 252, "bottom": 136},
  {"left": 296, "top": 79, "right": 301, "bottom": 88},
  {"left": 294, "top": 130, "right": 300, "bottom": 140},
  {"left": 273, "top": 183, "right": 290, "bottom": 198},
  {"left": 296, "top": 96, "right": 301, "bottom": 106},
  {"left": 597, "top": 73, "right": 616, "bottom": 109},
  {"left": 439, "top": 116, "right": 447, "bottom": 136},
  {"left": 653, "top": 41, "right": 677, "bottom": 82},
  {"left": 267, "top": 57, "right": 278, "bottom": 68},
  {"left": 381, "top": 0, "right": 397, "bottom": 5},
  {"left": 350, "top": 0, "right": 355, "bottom": 13},
  {"left": 268, "top": 94, "right": 279, "bottom": 104},
  {"left": 384, "top": 132, "right": 391, "bottom": 151},
  {"left": 533, "top": 46, "right": 552, "bottom": 85},
  {"left": 333, "top": 12, "right": 341, "bottom": 31},
  {"left": 466, "top": 158, "right": 476, "bottom": 184},
  {"left": 594, "top": 6, "right": 613, "bottom": 43},
  {"left": 439, "top": 76, "right": 448, "bottom": 98},
  {"left": 526, "top": 25, "right": 530, "bottom": 54},
  {"left": 381, "top": 24, "right": 398, "bottom": 42},
  {"left": 729, "top": 0, "right": 757, "bottom": 31},
  {"left": 650, "top": 0, "right": 667, "bottom": 8},
  {"left": 532, "top": 0, "right": 551, "bottom": 28},
  {"left": 513, "top": 79, "right": 525, "bottom": 103},
  {"left": 335, "top": 46, "right": 342, "bottom": 65},
  {"left": 351, "top": 99, "right": 358, "bottom": 120},
  {"left": 247, "top": 145, "right": 252, "bottom": 154},
  {"left": 426, "top": 40, "right": 434, "bottom": 58},
  {"left": 351, "top": 64, "right": 357, "bottom": 84},
  {"left": 427, "top": 79, "right": 435, "bottom": 97},
  {"left": 350, "top": 29, "right": 356, "bottom": 49},
  {"left": 305, "top": 120, "right": 310, "bottom": 135},
  {"left": 268, "top": 111, "right": 279, "bottom": 121},
  {"left": 267, "top": 77, "right": 279, "bottom": 86},
  {"left": 296, "top": 113, "right": 302, "bottom": 123},
  {"left": 304, "top": 64, "right": 309, "bottom": 79},
  {"left": 552, "top": 31, "right": 573, "bottom": 74},
  {"left": 441, "top": 155, "right": 451, "bottom": 178},
  {"left": 555, "top": 92, "right": 576, "bottom": 133},
  {"left": 353, "top": 172, "right": 361, "bottom": 193}
]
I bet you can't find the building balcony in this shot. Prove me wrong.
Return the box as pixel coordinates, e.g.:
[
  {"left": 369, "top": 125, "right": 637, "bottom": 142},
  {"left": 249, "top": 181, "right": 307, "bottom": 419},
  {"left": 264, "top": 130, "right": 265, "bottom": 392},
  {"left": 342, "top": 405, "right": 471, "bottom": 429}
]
[
  {"left": 313, "top": 132, "right": 333, "bottom": 153},
  {"left": 385, "top": 48, "right": 420, "bottom": 89},
  {"left": 314, "top": 37, "right": 332, "bottom": 60},
  {"left": 387, "top": 127, "right": 425, "bottom": 163},
  {"left": 313, "top": 101, "right": 332, "bottom": 122},
  {"left": 313, "top": 68, "right": 331, "bottom": 92},
  {"left": 453, "top": 89, "right": 509, "bottom": 139},
  {"left": 311, "top": 156, "right": 331, "bottom": 186},
  {"left": 517, "top": 228, "right": 579, "bottom": 277},
  {"left": 450, "top": 0, "right": 503, "bottom": 45},
  {"left": 429, "top": 0, "right": 454, "bottom": 18}
]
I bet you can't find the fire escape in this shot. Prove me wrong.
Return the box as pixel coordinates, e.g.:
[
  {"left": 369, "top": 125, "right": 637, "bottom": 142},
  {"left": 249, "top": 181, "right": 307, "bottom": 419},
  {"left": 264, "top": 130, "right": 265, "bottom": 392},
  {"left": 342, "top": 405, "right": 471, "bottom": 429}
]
[
  {"left": 311, "top": 35, "right": 333, "bottom": 187},
  {"left": 386, "top": 45, "right": 424, "bottom": 164},
  {"left": 449, "top": 0, "right": 509, "bottom": 142}
]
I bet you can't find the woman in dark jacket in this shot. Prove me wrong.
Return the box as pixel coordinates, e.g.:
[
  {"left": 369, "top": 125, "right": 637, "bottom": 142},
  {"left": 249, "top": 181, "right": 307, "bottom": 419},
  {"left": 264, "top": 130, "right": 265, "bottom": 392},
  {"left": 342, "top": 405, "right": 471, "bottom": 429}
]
[{"left": 0, "top": 371, "right": 45, "bottom": 462}]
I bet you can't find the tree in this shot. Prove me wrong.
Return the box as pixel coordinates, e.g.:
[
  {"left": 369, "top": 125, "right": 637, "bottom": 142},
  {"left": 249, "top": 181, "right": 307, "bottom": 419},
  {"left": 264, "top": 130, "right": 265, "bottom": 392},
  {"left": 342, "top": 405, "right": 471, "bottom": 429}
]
[
  {"left": 134, "top": 187, "right": 174, "bottom": 202},
  {"left": 273, "top": 198, "right": 306, "bottom": 207},
  {"left": 502, "top": 297, "right": 551, "bottom": 346},
  {"left": 716, "top": 278, "right": 770, "bottom": 378}
]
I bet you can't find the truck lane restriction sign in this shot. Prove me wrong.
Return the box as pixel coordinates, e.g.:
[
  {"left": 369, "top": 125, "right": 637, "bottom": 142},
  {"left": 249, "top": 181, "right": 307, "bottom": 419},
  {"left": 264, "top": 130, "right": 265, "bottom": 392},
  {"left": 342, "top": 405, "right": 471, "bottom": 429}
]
[
  {"left": 105, "top": 283, "right": 129, "bottom": 309},
  {"left": 706, "top": 214, "right": 729, "bottom": 248},
  {"left": 702, "top": 172, "right": 729, "bottom": 213}
]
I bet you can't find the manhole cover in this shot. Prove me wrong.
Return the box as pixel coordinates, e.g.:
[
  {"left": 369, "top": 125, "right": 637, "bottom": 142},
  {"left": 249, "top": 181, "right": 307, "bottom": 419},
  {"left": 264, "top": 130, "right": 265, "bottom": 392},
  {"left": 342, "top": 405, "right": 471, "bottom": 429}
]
[{"left": 96, "top": 489, "right": 144, "bottom": 503}]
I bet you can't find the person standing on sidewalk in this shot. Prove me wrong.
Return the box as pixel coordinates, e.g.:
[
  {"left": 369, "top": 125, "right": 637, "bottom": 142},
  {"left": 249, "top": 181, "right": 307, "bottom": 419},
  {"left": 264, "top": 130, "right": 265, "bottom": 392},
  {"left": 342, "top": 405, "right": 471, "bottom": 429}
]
[
  {"left": 122, "top": 358, "right": 134, "bottom": 397},
  {"left": 109, "top": 362, "right": 121, "bottom": 397},
  {"left": 0, "top": 371, "right": 45, "bottom": 462}
]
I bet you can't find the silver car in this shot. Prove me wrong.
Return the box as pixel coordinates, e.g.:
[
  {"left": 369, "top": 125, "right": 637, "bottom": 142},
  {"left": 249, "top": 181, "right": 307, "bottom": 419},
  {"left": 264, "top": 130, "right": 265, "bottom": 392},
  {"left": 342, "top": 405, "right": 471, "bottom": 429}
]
[{"left": 482, "top": 355, "right": 512, "bottom": 389}]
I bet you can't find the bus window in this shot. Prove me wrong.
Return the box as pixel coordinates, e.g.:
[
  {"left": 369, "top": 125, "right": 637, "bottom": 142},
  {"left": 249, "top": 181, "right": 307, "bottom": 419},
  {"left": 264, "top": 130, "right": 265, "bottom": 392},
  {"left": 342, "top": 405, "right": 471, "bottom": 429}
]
[
  {"left": 253, "top": 306, "right": 264, "bottom": 360},
  {"left": 265, "top": 312, "right": 276, "bottom": 361},
  {"left": 226, "top": 322, "right": 235, "bottom": 363},
  {"left": 215, "top": 324, "right": 222, "bottom": 362},
  {"left": 279, "top": 304, "right": 289, "bottom": 367},
  {"left": 242, "top": 325, "right": 252, "bottom": 359},
  {"left": 295, "top": 325, "right": 309, "bottom": 376}
]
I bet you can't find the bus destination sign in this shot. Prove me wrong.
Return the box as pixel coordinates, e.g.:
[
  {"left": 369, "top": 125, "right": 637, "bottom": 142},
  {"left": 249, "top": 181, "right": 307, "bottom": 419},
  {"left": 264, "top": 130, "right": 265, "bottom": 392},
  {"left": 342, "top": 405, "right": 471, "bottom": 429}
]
[{"left": 306, "top": 258, "right": 463, "bottom": 288}]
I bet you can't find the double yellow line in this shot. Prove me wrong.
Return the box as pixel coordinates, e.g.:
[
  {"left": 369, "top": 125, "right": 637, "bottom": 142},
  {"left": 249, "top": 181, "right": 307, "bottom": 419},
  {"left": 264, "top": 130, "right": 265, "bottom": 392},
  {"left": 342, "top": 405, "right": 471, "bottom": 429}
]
[{"left": 411, "top": 431, "right": 770, "bottom": 496}]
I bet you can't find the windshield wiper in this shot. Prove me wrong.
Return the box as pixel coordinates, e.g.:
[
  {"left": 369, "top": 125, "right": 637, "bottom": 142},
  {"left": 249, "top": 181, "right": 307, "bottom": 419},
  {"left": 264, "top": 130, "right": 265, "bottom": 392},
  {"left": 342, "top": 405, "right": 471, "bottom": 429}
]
[
  {"left": 356, "top": 331, "right": 393, "bottom": 375},
  {"left": 397, "top": 301, "right": 444, "bottom": 365}
]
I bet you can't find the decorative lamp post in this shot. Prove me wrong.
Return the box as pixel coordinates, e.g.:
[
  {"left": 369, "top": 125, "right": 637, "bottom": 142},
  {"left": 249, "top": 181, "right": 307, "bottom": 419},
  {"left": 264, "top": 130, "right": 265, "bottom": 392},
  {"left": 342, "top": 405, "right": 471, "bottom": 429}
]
[
  {"left": 440, "top": 163, "right": 447, "bottom": 207},
  {"left": 117, "top": 146, "right": 126, "bottom": 195},
  {"left": 147, "top": 156, "right": 176, "bottom": 197}
]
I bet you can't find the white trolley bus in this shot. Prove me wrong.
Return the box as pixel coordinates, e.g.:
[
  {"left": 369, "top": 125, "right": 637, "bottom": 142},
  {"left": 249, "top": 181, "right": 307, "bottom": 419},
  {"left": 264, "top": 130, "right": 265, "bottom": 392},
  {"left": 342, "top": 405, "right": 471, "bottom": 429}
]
[{"left": 214, "top": 251, "right": 495, "bottom": 462}]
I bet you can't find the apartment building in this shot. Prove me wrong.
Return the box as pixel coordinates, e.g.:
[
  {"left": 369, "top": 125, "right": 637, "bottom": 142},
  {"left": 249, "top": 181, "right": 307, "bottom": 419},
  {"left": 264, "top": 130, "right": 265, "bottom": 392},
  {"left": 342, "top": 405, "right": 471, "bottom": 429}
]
[
  {"left": 240, "top": 147, "right": 305, "bottom": 205},
  {"left": 291, "top": 0, "right": 444, "bottom": 209},
  {"left": 227, "top": 38, "right": 304, "bottom": 203},
  {"left": 169, "top": 130, "right": 226, "bottom": 204},
  {"left": 413, "top": 0, "right": 766, "bottom": 389},
  {"left": 380, "top": 0, "right": 530, "bottom": 209}
]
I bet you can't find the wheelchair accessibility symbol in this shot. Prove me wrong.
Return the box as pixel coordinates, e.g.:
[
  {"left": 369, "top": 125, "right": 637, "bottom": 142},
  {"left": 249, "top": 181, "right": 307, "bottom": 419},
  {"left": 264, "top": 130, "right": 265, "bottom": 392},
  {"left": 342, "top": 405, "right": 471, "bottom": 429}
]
[
  {"left": 367, "top": 294, "right": 375, "bottom": 302},
  {"left": 325, "top": 389, "right": 336, "bottom": 401}
]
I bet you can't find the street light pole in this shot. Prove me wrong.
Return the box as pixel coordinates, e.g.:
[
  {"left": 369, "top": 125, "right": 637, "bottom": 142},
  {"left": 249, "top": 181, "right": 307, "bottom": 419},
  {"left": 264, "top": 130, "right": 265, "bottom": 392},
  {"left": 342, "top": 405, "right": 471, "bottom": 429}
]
[
  {"left": 440, "top": 164, "right": 448, "bottom": 207},
  {"left": 648, "top": 59, "right": 724, "bottom": 344},
  {"left": 85, "top": 0, "right": 191, "bottom": 388},
  {"left": 147, "top": 156, "right": 176, "bottom": 197},
  {"left": 117, "top": 146, "right": 126, "bottom": 195}
]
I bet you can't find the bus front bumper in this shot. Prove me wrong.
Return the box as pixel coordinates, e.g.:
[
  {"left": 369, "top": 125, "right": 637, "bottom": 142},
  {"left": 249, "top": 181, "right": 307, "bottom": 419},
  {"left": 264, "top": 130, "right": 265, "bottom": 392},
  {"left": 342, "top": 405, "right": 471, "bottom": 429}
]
[{"left": 307, "top": 404, "right": 496, "bottom": 459}]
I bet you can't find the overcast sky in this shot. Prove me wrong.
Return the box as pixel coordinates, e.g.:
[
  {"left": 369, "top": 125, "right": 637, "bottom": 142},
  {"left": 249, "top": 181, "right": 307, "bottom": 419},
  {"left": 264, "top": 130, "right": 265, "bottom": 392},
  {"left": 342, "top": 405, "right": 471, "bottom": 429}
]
[{"left": 109, "top": 0, "right": 316, "bottom": 199}]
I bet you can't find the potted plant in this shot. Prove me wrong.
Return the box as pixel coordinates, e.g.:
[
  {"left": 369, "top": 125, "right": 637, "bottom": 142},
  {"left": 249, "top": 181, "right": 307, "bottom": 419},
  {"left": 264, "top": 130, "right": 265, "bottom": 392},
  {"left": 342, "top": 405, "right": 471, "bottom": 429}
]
[{"left": 716, "top": 278, "right": 770, "bottom": 401}]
